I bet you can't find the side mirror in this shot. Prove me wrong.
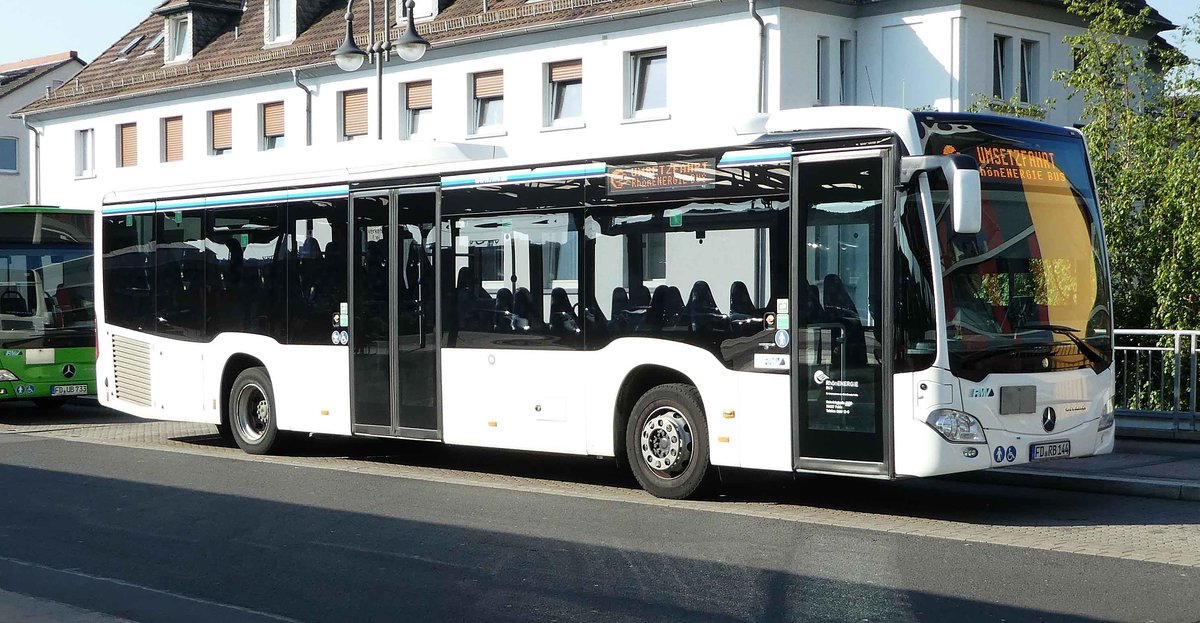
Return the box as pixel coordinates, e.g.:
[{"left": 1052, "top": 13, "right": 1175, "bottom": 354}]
[
  {"left": 952, "top": 168, "right": 981, "bottom": 234},
  {"left": 900, "top": 153, "right": 982, "bottom": 234}
]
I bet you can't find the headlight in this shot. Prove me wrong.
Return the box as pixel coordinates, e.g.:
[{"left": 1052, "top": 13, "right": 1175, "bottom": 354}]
[
  {"left": 926, "top": 409, "right": 987, "bottom": 444},
  {"left": 1098, "top": 397, "right": 1115, "bottom": 431},
  {"left": 0, "top": 369, "right": 18, "bottom": 382}
]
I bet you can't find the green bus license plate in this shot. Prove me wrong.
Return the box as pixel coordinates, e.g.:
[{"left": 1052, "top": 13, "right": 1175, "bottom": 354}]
[
  {"left": 1030, "top": 440, "right": 1070, "bottom": 461},
  {"left": 50, "top": 385, "right": 88, "bottom": 396}
]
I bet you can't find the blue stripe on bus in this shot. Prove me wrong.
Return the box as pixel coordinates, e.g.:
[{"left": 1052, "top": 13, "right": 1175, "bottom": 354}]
[
  {"left": 717, "top": 148, "right": 791, "bottom": 167},
  {"left": 102, "top": 186, "right": 347, "bottom": 215},
  {"left": 443, "top": 163, "right": 606, "bottom": 189}
]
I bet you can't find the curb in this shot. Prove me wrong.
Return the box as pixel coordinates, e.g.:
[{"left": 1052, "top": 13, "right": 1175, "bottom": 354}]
[{"left": 954, "top": 469, "right": 1200, "bottom": 502}]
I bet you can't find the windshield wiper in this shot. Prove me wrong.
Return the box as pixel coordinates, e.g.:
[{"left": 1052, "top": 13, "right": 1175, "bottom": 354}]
[{"left": 1014, "top": 324, "right": 1107, "bottom": 366}]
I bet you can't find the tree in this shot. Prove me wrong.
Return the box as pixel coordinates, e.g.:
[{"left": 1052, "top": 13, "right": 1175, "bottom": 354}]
[{"left": 1055, "top": 0, "right": 1200, "bottom": 330}]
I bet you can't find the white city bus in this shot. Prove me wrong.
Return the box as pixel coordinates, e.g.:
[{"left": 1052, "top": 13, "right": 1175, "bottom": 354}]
[{"left": 95, "top": 108, "right": 1115, "bottom": 498}]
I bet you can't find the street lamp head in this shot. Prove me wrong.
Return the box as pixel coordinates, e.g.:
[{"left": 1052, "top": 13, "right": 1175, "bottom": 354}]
[
  {"left": 394, "top": 0, "right": 430, "bottom": 62},
  {"left": 332, "top": 3, "right": 367, "bottom": 72}
]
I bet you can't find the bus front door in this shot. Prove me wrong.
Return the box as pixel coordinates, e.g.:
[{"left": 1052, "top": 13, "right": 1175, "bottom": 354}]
[
  {"left": 351, "top": 188, "right": 440, "bottom": 439},
  {"left": 791, "top": 147, "right": 893, "bottom": 477}
]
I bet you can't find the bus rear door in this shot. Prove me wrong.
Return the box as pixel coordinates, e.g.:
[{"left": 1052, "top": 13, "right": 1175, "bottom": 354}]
[{"left": 350, "top": 187, "right": 440, "bottom": 439}]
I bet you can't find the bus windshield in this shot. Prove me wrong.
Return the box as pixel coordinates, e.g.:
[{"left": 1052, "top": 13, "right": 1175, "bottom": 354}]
[
  {"left": 0, "top": 211, "right": 95, "bottom": 349},
  {"left": 921, "top": 120, "right": 1112, "bottom": 382}
]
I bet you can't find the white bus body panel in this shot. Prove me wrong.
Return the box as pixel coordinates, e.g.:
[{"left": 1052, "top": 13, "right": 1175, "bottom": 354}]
[
  {"left": 894, "top": 365, "right": 1114, "bottom": 477},
  {"left": 440, "top": 337, "right": 792, "bottom": 470},
  {"left": 98, "top": 327, "right": 353, "bottom": 436}
]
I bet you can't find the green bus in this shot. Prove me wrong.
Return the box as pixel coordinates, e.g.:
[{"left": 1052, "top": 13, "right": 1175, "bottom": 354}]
[{"left": 0, "top": 205, "right": 96, "bottom": 407}]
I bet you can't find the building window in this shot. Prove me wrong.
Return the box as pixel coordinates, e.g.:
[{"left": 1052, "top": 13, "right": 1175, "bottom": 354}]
[
  {"left": 471, "top": 70, "right": 504, "bottom": 134},
  {"left": 116, "top": 35, "right": 146, "bottom": 60},
  {"left": 0, "top": 137, "right": 16, "bottom": 174},
  {"left": 1019, "top": 40, "right": 1038, "bottom": 104},
  {"left": 341, "top": 89, "right": 368, "bottom": 141},
  {"left": 628, "top": 49, "right": 666, "bottom": 118},
  {"left": 162, "top": 116, "right": 183, "bottom": 163},
  {"left": 643, "top": 232, "right": 666, "bottom": 281},
  {"left": 993, "top": 35, "right": 1011, "bottom": 99},
  {"left": 117, "top": 123, "right": 138, "bottom": 168},
  {"left": 839, "top": 39, "right": 854, "bottom": 105},
  {"left": 816, "top": 37, "right": 831, "bottom": 105},
  {"left": 165, "top": 14, "right": 192, "bottom": 63},
  {"left": 210, "top": 109, "right": 232, "bottom": 155},
  {"left": 546, "top": 59, "right": 582, "bottom": 127},
  {"left": 403, "top": 80, "right": 432, "bottom": 139},
  {"left": 261, "top": 101, "right": 284, "bottom": 150},
  {"left": 266, "top": 0, "right": 296, "bottom": 44},
  {"left": 75, "top": 129, "right": 94, "bottom": 177}
]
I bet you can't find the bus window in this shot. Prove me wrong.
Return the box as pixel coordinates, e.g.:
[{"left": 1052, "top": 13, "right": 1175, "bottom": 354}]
[
  {"left": 205, "top": 205, "right": 286, "bottom": 342},
  {"left": 102, "top": 214, "right": 155, "bottom": 333},
  {"left": 444, "top": 212, "right": 581, "bottom": 349},
  {"left": 585, "top": 197, "right": 789, "bottom": 370},
  {"left": 156, "top": 210, "right": 205, "bottom": 340},
  {"left": 288, "top": 198, "right": 348, "bottom": 345}
]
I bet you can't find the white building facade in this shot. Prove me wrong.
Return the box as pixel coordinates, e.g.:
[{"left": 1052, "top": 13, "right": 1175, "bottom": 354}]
[
  {"left": 0, "top": 52, "right": 85, "bottom": 204},
  {"left": 17, "top": 0, "right": 1168, "bottom": 208}
]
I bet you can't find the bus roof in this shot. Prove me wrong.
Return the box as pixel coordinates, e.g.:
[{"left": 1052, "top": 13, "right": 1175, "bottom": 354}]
[{"left": 0, "top": 204, "right": 92, "bottom": 215}]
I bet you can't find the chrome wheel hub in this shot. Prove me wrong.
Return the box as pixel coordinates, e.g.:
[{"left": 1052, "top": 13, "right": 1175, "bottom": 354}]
[
  {"left": 235, "top": 383, "right": 269, "bottom": 443},
  {"left": 640, "top": 406, "right": 692, "bottom": 478}
]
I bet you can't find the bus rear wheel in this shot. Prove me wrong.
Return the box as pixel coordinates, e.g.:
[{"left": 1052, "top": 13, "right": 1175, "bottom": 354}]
[
  {"left": 625, "top": 383, "right": 712, "bottom": 499},
  {"left": 229, "top": 367, "right": 278, "bottom": 455}
]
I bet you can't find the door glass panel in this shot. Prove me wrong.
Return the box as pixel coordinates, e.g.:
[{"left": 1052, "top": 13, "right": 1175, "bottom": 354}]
[
  {"left": 795, "top": 155, "right": 885, "bottom": 462},
  {"left": 394, "top": 194, "right": 437, "bottom": 431},
  {"left": 352, "top": 194, "right": 391, "bottom": 428}
]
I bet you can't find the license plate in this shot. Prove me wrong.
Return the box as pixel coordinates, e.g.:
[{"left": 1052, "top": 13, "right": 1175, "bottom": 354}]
[
  {"left": 1030, "top": 440, "right": 1070, "bottom": 461},
  {"left": 50, "top": 385, "right": 88, "bottom": 396}
]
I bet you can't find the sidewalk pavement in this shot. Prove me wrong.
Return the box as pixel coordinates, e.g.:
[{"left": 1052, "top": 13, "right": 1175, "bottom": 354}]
[{"left": 964, "top": 437, "right": 1200, "bottom": 501}]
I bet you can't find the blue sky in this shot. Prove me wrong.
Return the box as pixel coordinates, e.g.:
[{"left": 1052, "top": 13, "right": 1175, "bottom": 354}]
[{"left": 1, "top": 0, "right": 1198, "bottom": 65}]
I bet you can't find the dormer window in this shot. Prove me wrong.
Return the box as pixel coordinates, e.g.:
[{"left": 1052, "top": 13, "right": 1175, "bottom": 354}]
[
  {"left": 165, "top": 14, "right": 192, "bottom": 63},
  {"left": 265, "top": 0, "right": 296, "bottom": 45}
]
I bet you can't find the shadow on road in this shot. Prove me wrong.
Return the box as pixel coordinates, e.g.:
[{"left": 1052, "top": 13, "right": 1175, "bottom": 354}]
[
  {"left": 163, "top": 429, "right": 1200, "bottom": 530},
  {"left": 0, "top": 399, "right": 136, "bottom": 427},
  {"left": 0, "top": 457, "right": 1136, "bottom": 623}
]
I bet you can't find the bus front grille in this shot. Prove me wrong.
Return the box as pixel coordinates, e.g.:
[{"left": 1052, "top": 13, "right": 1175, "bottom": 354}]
[{"left": 112, "top": 335, "right": 152, "bottom": 407}]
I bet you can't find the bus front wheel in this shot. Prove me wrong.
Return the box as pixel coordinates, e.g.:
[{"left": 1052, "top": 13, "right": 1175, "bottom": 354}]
[
  {"left": 625, "top": 383, "right": 712, "bottom": 499},
  {"left": 228, "top": 367, "right": 279, "bottom": 455}
]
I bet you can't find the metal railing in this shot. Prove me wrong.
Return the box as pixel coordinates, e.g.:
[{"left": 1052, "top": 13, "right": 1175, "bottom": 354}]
[{"left": 1113, "top": 329, "right": 1199, "bottom": 435}]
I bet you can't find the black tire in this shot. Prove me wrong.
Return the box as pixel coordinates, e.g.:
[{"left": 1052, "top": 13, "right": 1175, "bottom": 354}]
[
  {"left": 215, "top": 422, "right": 234, "bottom": 444},
  {"left": 228, "top": 367, "right": 279, "bottom": 455},
  {"left": 33, "top": 397, "right": 70, "bottom": 410},
  {"left": 625, "top": 383, "right": 712, "bottom": 499}
]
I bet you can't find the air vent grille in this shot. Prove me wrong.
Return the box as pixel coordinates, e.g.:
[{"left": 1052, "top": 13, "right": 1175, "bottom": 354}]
[{"left": 112, "top": 335, "right": 151, "bottom": 407}]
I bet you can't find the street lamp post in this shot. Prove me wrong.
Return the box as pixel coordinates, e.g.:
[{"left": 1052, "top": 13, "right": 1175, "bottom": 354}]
[{"left": 332, "top": 0, "right": 431, "bottom": 139}]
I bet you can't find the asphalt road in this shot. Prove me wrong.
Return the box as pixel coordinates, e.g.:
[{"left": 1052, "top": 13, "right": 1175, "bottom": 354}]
[{"left": 0, "top": 400, "right": 1198, "bottom": 622}]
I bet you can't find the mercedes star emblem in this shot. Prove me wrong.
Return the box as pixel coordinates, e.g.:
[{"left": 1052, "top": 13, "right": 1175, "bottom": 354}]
[
  {"left": 1042, "top": 406, "right": 1056, "bottom": 432},
  {"left": 62, "top": 364, "right": 76, "bottom": 379}
]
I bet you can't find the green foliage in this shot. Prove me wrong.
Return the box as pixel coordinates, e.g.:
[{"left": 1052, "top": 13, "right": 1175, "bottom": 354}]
[{"left": 1057, "top": 0, "right": 1200, "bottom": 330}]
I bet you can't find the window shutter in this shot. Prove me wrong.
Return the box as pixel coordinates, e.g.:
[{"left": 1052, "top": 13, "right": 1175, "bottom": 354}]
[
  {"left": 473, "top": 71, "right": 504, "bottom": 99},
  {"left": 406, "top": 81, "right": 432, "bottom": 110},
  {"left": 549, "top": 60, "right": 582, "bottom": 83},
  {"left": 262, "top": 101, "right": 285, "bottom": 138},
  {"left": 342, "top": 89, "right": 368, "bottom": 137},
  {"left": 164, "top": 116, "right": 183, "bottom": 162},
  {"left": 211, "top": 109, "right": 232, "bottom": 151},
  {"left": 120, "top": 123, "right": 138, "bottom": 167}
]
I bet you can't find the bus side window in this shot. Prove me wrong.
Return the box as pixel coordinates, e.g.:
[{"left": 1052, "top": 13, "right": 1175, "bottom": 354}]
[{"left": 445, "top": 213, "right": 581, "bottom": 350}]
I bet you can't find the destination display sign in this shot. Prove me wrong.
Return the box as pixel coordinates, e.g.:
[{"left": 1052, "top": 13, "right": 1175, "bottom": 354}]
[
  {"left": 970, "top": 146, "right": 1068, "bottom": 185},
  {"left": 606, "top": 160, "right": 716, "bottom": 195}
]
